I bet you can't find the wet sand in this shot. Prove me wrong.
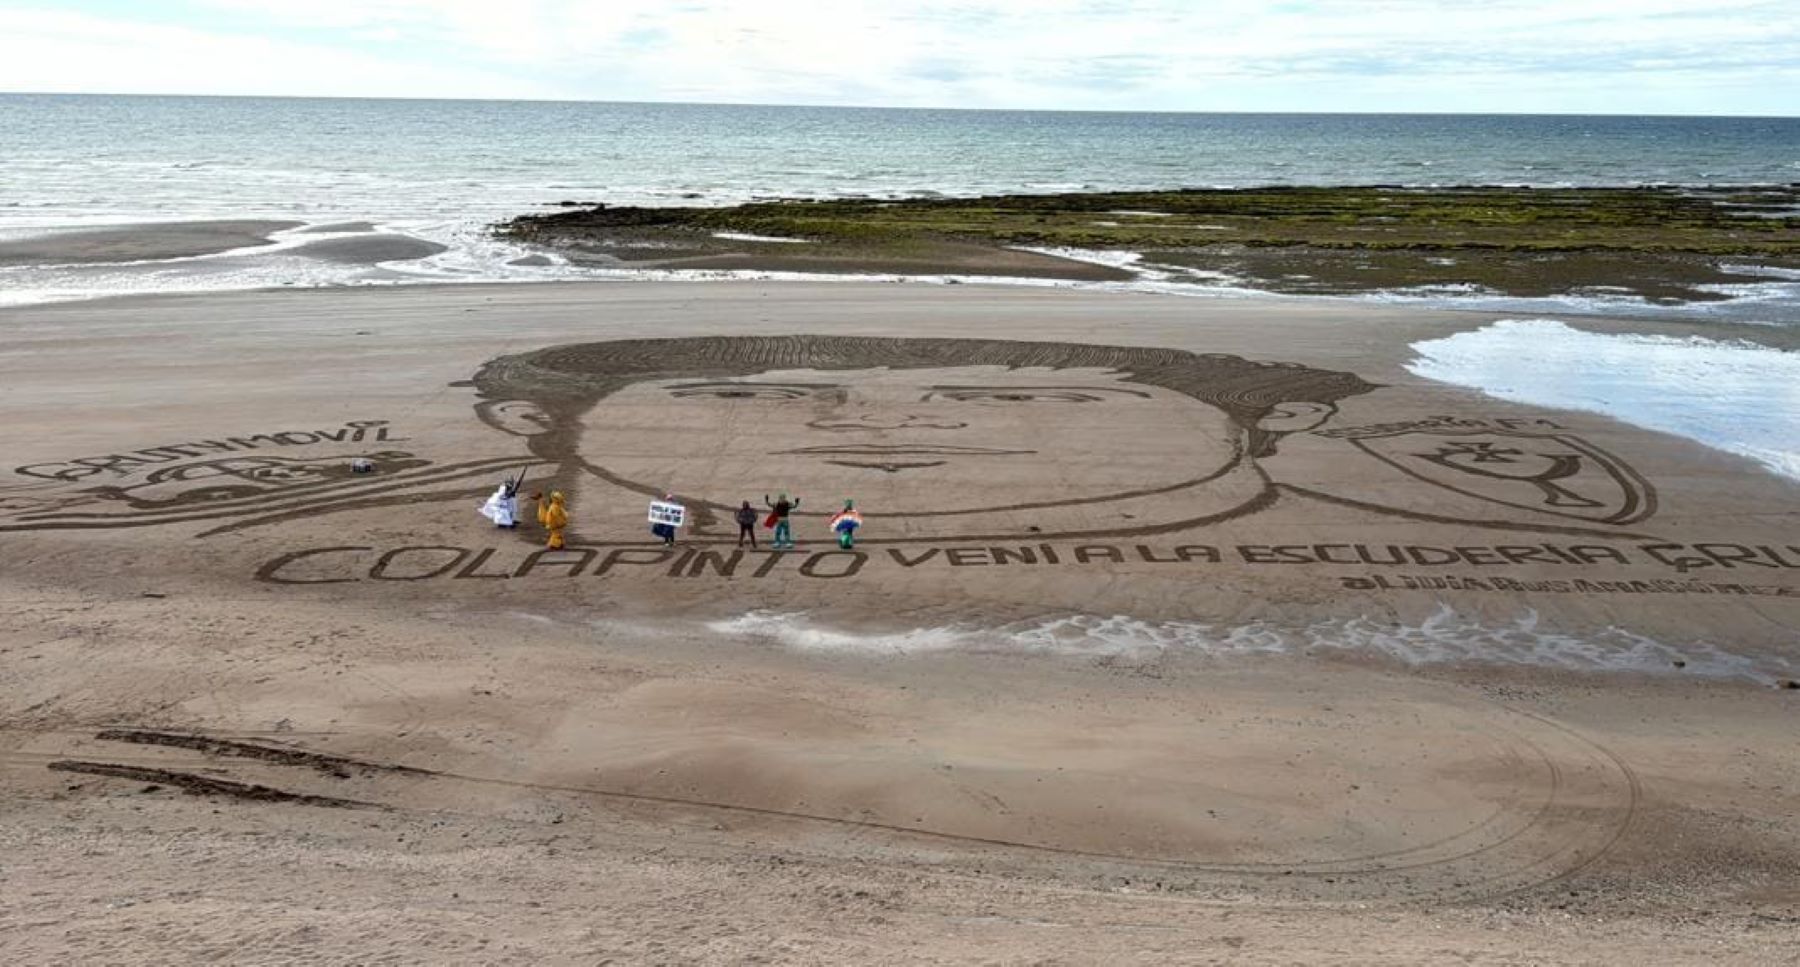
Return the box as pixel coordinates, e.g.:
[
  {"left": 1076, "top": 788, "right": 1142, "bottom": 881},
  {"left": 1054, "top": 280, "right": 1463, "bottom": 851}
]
[
  {"left": 287, "top": 234, "right": 449, "bottom": 263},
  {"left": 0, "top": 219, "right": 302, "bottom": 265},
  {"left": 556, "top": 232, "right": 1134, "bottom": 281},
  {"left": 1, "top": 282, "right": 1796, "bottom": 963},
  {"left": 298, "top": 221, "right": 378, "bottom": 234}
]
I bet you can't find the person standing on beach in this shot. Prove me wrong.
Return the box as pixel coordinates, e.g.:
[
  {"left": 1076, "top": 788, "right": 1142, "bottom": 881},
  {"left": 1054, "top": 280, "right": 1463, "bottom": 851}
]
[
  {"left": 765, "top": 492, "right": 799, "bottom": 549},
  {"left": 650, "top": 492, "right": 684, "bottom": 546},
  {"left": 735, "top": 500, "right": 759, "bottom": 548},
  {"left": 478, "top": 482, "right": 518, "bottom": 529},
  {"left": 829, "top": 499, "right": 863, "bottom": 549},
  {"left": 534, "top": 490, "right": 568, "bottom": 549}
]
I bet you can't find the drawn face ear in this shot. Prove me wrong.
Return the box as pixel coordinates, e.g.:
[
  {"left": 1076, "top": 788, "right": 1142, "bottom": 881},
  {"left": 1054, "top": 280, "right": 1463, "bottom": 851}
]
[
  {"left": 476, "top": 400, "right": 554, "bottom": 438},
  {"left": 1254, "top": 401, "right": 1336, "bottom": 435}
]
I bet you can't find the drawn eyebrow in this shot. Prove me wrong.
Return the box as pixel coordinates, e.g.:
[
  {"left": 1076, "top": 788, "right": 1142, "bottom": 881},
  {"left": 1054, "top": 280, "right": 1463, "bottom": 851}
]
[
  {"left": 926, "top": 385, "right": 1153, "bottom": 398},
  {"left": 666, "top": 381, "right": 844, "bottom": 390}
]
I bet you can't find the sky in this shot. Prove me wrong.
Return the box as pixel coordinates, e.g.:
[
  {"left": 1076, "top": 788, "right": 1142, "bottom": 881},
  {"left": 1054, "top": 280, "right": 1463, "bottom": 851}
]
[{"left": 1, "top": 1, "right": 1796, "bottom": 115}]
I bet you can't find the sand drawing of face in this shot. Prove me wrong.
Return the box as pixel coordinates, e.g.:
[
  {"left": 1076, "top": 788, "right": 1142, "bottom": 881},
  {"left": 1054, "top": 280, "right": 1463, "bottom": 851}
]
[
  {"left": 575, "top": 365, "right": 1243, "bottom": 515},
  {"left": 470, "top": 336, "right": 1380, "bottom": 535}
]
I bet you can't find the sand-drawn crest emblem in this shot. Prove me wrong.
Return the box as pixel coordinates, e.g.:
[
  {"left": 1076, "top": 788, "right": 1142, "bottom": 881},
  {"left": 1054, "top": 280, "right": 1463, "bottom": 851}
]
[
  {"left": 80, "top": 452, "right": 433, "bottom": 510},
  {"left": 1349, "top": 429, "right": 1656, "bottom": 525}
]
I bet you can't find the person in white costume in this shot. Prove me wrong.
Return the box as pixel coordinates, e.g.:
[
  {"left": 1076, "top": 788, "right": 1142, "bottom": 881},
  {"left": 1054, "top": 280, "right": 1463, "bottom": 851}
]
[{"left": 479, "top": 482, "right": 518, "bottom": 528}]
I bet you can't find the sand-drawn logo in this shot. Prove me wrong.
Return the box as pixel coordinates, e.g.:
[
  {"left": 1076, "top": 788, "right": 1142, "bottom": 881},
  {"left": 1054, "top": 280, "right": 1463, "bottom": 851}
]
[
  {"left": 1350, "top": 429, "right": 1656, "bottom": 526},
  {"left": 2, "top": 421, "right": 526, "bottom": 534},
  {"left": 82, "top": 451, "right": 435, "bottom": 511}
]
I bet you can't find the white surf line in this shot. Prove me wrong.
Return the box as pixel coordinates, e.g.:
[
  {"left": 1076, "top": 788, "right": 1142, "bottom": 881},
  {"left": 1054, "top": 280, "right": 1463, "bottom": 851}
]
[
  {"left": 1407, "top": 319, "right": 1800, "bottom": 482},
  {"left": 1009, "top": 244, "right": 1155, "bottom": 274},
  {"left": 706, "top": 607, "right": 1789, "bottom": 683},
  {"left": 711, "top": 231, "right": 811, "bottom": 244}
]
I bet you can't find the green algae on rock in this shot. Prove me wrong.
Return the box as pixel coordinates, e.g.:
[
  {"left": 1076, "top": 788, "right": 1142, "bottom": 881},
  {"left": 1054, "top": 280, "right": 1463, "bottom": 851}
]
[{"left": 495, "top": 186, "right": 1800, "bottom": 302}]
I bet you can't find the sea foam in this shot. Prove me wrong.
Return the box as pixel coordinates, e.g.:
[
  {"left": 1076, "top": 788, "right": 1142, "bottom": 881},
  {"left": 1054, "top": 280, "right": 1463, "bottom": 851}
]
[{"left": 706, "top": 607, "right": 1786, "bottom": 682}]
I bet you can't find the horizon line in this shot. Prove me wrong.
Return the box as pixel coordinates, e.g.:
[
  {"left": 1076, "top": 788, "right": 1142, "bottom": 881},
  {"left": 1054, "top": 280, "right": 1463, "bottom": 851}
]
[{"left": 3, "top": 90, "right": 1796, "bottom": 122}]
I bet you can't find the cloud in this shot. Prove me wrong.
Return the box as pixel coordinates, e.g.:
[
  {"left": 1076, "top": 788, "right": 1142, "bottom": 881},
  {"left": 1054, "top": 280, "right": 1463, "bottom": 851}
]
[
  {"left": 1, "top": 0, "right": 1796, "bottom": 113},
  {"left": 0, "top": 7, "right": 554, "bottom": 99}
]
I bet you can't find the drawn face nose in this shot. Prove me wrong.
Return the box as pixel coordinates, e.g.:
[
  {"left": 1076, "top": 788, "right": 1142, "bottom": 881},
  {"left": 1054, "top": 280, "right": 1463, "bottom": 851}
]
[{"left": 807, "top": 412, "right": 967, "bottom": 431}]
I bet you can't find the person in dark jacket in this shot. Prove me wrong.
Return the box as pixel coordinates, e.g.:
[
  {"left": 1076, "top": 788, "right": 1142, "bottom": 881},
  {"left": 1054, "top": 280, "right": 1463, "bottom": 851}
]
[
  {"left": 765, "top": 492, "right": 799, "bottom": 549},
  {"left": 734, "top": 500, "right": 759, "bottom": 548}
]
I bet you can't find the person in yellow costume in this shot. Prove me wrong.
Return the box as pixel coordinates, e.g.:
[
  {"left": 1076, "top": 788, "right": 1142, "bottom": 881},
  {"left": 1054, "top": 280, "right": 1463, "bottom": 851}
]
[{"left": 533, "top": 490, "right": 569, "bottom": 549}]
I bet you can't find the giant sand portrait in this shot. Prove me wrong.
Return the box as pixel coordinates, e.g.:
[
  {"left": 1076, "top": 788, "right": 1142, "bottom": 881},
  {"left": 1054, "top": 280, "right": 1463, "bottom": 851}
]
[{"left": 468, "top": 334, "right": 1654, "bottom": 543}]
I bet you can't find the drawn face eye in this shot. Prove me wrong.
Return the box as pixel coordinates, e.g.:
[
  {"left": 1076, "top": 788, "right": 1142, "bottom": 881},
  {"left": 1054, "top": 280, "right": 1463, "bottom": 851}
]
[
  {"left": 668, "top": 384, "right": 821, "bottom": 401},
  {"left": 926, "top": 390, "right": 1105, "bottom": 404}
]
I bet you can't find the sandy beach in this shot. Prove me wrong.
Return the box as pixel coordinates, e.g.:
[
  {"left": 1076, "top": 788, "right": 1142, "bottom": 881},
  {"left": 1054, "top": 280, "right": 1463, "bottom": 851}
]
[{"left": 2, "top": 279, "right": 1797, "bottom": 964}]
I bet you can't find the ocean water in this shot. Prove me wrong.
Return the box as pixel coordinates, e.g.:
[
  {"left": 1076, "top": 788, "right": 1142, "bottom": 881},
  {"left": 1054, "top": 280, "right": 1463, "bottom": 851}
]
[
  {"left": 1408, "top": 319, "right": 1800, "bottom": 481},
  {"left": 3, "top": 94, "right": 1798, "bottom": 305},
  {"left": 7, "top": 94, "right": 1799, "bottom": 224}
]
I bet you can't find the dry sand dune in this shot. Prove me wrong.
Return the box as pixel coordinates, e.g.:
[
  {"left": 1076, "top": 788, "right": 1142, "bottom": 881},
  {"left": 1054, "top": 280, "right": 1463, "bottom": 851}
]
[{"left": 2, "top": 282, "right": 1796, "bottom": 963}]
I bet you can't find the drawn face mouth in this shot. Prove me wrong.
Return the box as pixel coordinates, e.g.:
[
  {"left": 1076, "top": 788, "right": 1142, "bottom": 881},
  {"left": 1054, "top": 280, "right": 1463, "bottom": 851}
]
[
  {"left": 824, "top": 460, "right": 948, "bottom": 474},
  {"left": 773, "top": 444, "right": 1032, "bottom": 456}
]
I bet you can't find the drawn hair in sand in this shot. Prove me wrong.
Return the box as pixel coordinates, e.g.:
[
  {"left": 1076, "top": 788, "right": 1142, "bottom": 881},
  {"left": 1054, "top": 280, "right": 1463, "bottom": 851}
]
[{"left": 470, "top": 334, "right": 1379, "bottom": 457}]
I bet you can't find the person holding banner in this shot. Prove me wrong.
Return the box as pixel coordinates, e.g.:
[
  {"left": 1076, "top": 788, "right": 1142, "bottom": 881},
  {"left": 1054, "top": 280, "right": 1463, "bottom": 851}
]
[
  {"left": 829, "top": 499, "right": 863, "bottom": 549},
  {"left": 649, "top": 493, "right": 686, "bottom": 546}
]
